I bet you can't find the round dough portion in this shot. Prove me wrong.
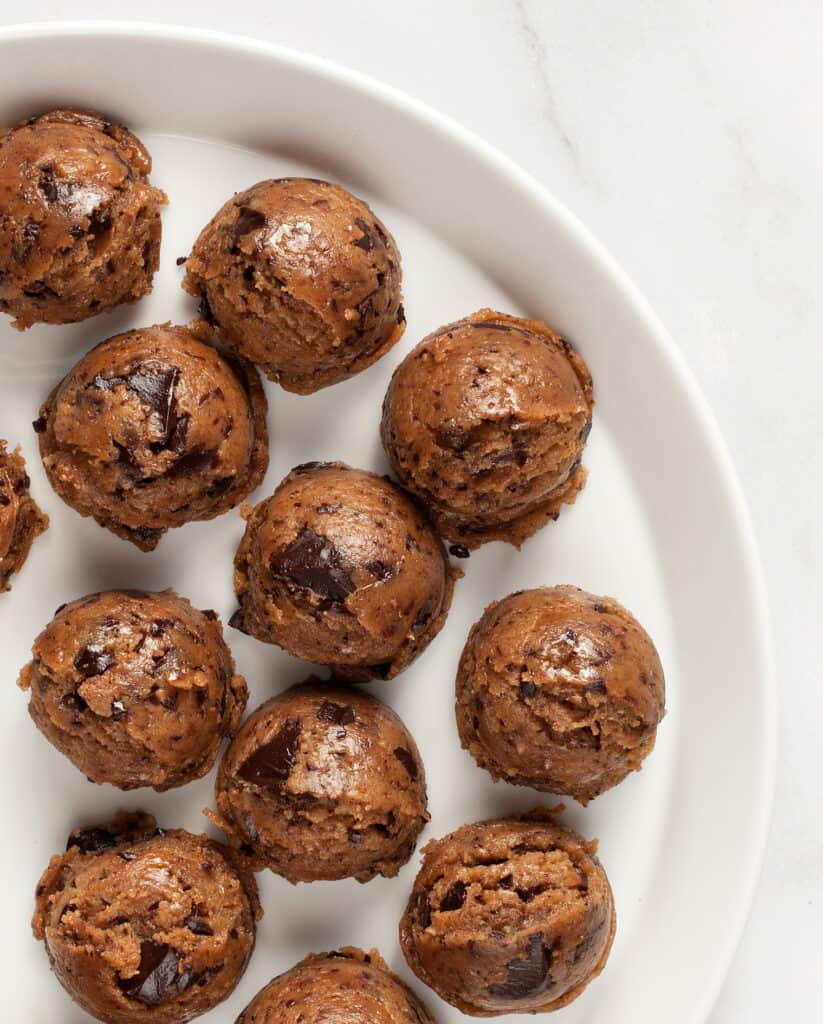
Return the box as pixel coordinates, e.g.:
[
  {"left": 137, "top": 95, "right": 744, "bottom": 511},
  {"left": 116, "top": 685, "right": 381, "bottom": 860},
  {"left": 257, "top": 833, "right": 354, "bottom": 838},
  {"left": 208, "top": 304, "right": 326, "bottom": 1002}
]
[
  {"left": 232, "top": 462, "right": 455, "bottom": 680},
  {"left": 236, "top": 947, "right": 436, "bottom": 1024},
  {"left": 211, "top": 681, "right": 428, "bottom": 882},
  {"left": 381, "top": 309, "right": 593, "bottom": 548},
  {"left": 19, "top": 590, "right": 248, "bottom": 791},
  {"left": 33, "top": 813, "right": 259, "bottom": 1024},
  {"left": 455, "top": 586, "right": 665, "bottom": 804},
  {"left": 0, "top": 108, "right": 166, "bottom": 329},
  {"left": 0, "top": 440, "right": 48, "bottom": 591},
  {"left": 399, "top": 811, "right": 615, "bottom": 1016},
  {"left": 183, "top": 177, "right": 405, "bottom": 393},
  {"left": 36, "top": 322, "right": 268, "bottom": 550}
]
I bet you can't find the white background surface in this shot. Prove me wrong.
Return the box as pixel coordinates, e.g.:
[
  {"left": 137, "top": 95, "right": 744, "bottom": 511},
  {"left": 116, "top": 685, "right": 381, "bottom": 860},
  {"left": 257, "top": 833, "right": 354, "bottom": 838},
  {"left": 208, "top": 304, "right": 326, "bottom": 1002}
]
[{"left": 1, "top": 2, "right": 818, "bottom": 1020}]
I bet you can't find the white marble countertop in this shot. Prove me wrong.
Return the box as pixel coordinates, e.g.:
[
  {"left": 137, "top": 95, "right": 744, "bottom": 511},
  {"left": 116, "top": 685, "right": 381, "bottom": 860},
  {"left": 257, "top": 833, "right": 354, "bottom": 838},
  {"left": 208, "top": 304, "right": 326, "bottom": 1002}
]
[{"left": 4, "top": 2, "right": 819, "bottom": 1019}]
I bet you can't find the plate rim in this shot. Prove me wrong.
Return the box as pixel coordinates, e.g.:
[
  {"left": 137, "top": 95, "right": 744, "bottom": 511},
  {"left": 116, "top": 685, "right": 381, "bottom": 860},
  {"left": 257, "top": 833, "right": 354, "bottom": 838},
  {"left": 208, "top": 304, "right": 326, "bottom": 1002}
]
[{"left": 0, "top": 19, "right": 778, "bottom": 1022}]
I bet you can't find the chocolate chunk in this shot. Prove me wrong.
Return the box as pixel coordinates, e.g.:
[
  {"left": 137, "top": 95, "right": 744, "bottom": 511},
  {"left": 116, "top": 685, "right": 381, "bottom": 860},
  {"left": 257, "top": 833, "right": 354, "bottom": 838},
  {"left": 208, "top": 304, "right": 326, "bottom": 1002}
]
[
  {"left": 269, "top": 526, "right": 355, "bottom": 604},
  {"left": 166, "top": 413, "right": 190, "bottom": 454},
  {"left": 440, "top": 880, "right": 467, "bottom": 911},
  {"left": 234, "top": 206, "right": 267, "bottom": 236},
  {"left": 66, "top": 826, "right": 117, "bottom": 853},
  {"left": 352, "top": 217, "right": 374, "bottom": 251},
  {"left": 186, "top": 917, "right": 213, "bottom": 936},
  {"left": 449, "top": 544, "right": 470, "bottom": 559},
  {"left": 348, "top": 829, "right": 362, "bottom": 845},
  {"left": 518, "top": 680, "right": 537, "bottom": 700},
  {"left": 175, "top": 256, "right": 187, "bottom": 266},
  {"left": 488, "top": 934, "right": 553, "bottom": 1001},
  {"left": 393, "top": 746, "right": 419, "bottom": 781},
  {"left": 117, "top": 941, "right": 188, "bottom": 1005},
  {"left": 166, "top": 447, "right": 218, "bottom": 477},
  {"left": 317, "top": 701, "right": 356, "bottom": 726},
  {"left": 74, "top": 644, "right": 115, "bottom": 678},
  {"left": 365, "top": 559, "right": 394, "bottom": 581},
  {"left": 396, "top": 302, "right": 405, "bottom": 324},
  {"left": 61, "top": 692, "right": 87, "bottom": 713},
  {"left": 32, "top": 414, "right": 47, "bottom": 433},
  {"left": 584, "top": 679, "right": 607, "bottom": 696},
  {"left": 415, "top": 891, "right": 432, "bottom": 928},
  {"left": 201, "top": 609, "right": 218, "bottom": 621},
  {"left": 228, "top": 608, "right": 246, "bottom": 632},
  {"left": 110, "top": 699, "right": 127, "bottom": 719},
  {"left": 198, "top": 294, "right": 216, "bottom": 324},
  {"left": 238, "top": 719, "right": 302, "bottom": 788},
  {"left": 515, "top": 885, "right": 545, "bottom": 903}
]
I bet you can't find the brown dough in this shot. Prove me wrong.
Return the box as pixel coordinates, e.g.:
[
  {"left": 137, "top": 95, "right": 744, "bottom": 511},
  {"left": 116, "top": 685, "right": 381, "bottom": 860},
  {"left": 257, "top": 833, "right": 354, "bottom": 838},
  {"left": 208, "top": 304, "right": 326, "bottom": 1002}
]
[
  {"left": 33, "top": 813, "right": 259, "bottom": 1024},
  {"left": 381, "top": 309, "right": 593, "bottom": 548},
  {"left": 231, "top": 462, "right": 456, "bottom": 681},
  {"left": 19, "top": 589, "right": 247, "bottom": 791},
  {"left": 182, "top": 177, "right": 404, "bottom": 393},
  {"left": 35, "top": 322, "right": 268, "bottom": 550},
  {"left": 209, "top": 680, "right": 428, "bottom": 882},
  {"left": 236, "top": 947, "right": 437, "bottom": 1024},
  {"left": 0, "top": 109, "right": 166, "bottom": 329},
  {"left": 455, "top": 586, "right": 666, "bottom": 803},
  {"left": 0, "top": 440, "right": 48, "bottom": 590},
  {"left": 399, "top": 810, "right": 615, "bottom": 1016}
]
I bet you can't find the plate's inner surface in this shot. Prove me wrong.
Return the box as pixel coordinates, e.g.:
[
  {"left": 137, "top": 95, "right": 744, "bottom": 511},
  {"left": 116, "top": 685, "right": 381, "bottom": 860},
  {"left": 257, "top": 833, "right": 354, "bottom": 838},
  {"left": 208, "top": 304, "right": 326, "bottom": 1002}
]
[{"left": 2, "top": 132, "right": 677, "bottom": 1022}]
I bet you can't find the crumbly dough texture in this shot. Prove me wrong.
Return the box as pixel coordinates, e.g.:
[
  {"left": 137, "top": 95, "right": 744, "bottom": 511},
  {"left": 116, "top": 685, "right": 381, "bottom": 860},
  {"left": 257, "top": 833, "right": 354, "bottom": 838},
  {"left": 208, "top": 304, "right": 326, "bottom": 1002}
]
[
  {"left": 236, "top": 946, "right": 437, "bottom": 1024},
  {"left": 183, "top": 177, "right": 405, "bottom": 393},
  {"left": 0, "top": 440, "right": 48, "bottom": 590},
  {"left": 209, "top": 680, "right": 429, "bottom": 882},
  {"left": 36, "top": 322, "right": 268, "bottom": 550},
  {"left": 33, "top": 812, "right": 260, "bottom": 1024},
  {"left": 19, "top": 589, "right": 247, "bottom": 791},
  {"left": 399, "top": 810, "right": 615, "bottom": 1016},
  {"left": 381, "top": 308, "right": 594, "bottom": 548},
  {"left": 0, "top": 108, "right": 166, "bottom": 329},
  {"left": 231, "top": 462, "right": 456, "bottom": 680},
  {"left": 455, "top": 586, "right": 665, "bottom": 803}
]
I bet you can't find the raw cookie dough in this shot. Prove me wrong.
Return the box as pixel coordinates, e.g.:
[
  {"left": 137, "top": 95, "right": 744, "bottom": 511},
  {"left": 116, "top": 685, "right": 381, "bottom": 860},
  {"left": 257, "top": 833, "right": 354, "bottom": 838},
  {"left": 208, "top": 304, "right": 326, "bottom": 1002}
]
[
  {"left": 231, "top": 462, "right": 456, "bottom": 680},
  {"left": 399, "top": 810, "right": 615, "bottom": 1016},
  {"left": 455, "top": 586, "right": 665, "bottom": 803},
  {"left": 19, "top": 589, "right": 247, "bottom": 791},
  {"left": 209, "top": 680, "right": 428, "bottom": 882},
  {"left": 0, "top": 440, "right": 48, "bottom": 590},
  {"left": 236, "top": 947, "right": 437, "bottom": 1024},
  {"left": 381, "top": 309, "right": 593, "bottom": 549},
  {"left": 35, "top": 322, "right": 268, "bottom": 550},
  {"left": 182, "top": 177, "right": 404, "bottom": 393},
  {"left": 33, "top": 812, "right": 259, "bottom": 1024},
  {"left": 0, "top": 108, "right": 166, "bottom": 330}
]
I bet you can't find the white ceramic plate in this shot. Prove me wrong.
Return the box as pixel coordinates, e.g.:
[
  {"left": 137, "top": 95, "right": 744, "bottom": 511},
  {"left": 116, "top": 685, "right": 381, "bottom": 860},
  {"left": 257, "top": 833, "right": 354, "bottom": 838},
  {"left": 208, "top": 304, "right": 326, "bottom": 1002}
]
[{"left": 0, "top": 22, "right": 775, "bottom": 1024}]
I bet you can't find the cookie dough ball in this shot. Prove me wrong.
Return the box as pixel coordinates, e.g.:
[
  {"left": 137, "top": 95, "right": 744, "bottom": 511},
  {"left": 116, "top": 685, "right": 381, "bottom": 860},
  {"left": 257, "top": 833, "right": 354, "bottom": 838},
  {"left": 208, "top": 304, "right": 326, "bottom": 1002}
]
[
  {"left": 456, "top": 586, "right": 666, "bottom": 804},
  {"left": 232, "top": 462, "right": 455, "bottom": 680},
  {"left": 0, "top": 440, "right": 48, "bottom": 591},
  {"left": 0, "top": 109, "right": 166, "bottom": 330},
  {"left": 210, "top": 681, "right": 428, "bottom": 882},
  {"left": 35, "top": 322, "right": 268, "bottom": 550},
  {"left": 33, "top": 813, "right": 259, "bottom": 1024},
  {"left": 381, "top": 309, "right": 593, "bottom": 549},
  {"left": 236, "top": 947, "right": 436, "bottom": 1024},
  {"left": 19, "top": 589, "right": 247, "bottom": 791},
  {"left": 400, "top": 811, "right": 615, "bottom": 1015},
  {"left": 182, "top": 177, "right": 404, "bottom": 394}
]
